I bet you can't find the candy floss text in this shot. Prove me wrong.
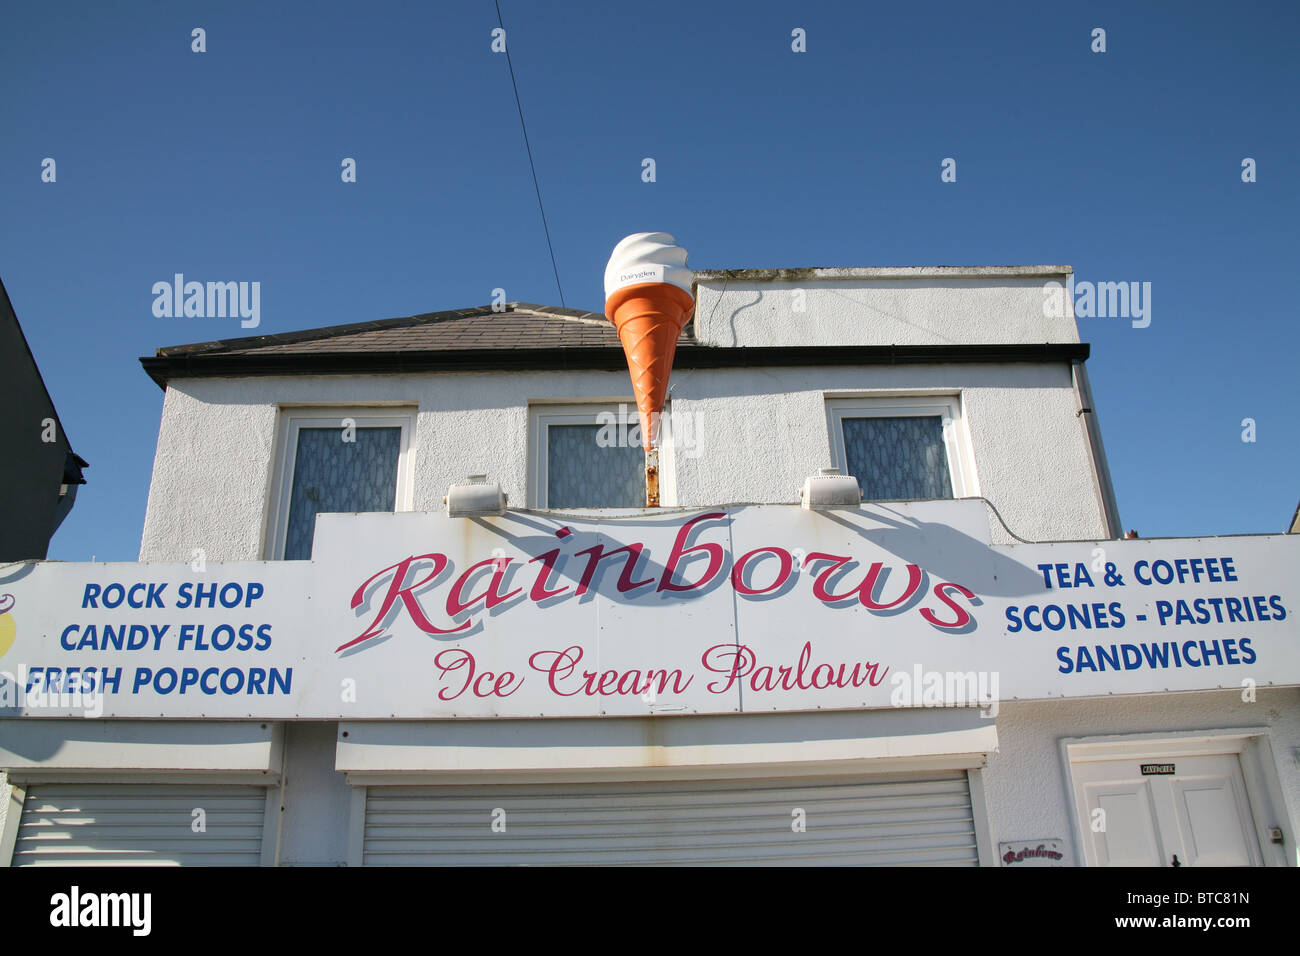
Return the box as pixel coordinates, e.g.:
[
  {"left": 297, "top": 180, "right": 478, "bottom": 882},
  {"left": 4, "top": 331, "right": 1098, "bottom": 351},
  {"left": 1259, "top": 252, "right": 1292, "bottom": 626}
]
[{"left": 343, "top": 512, "right": 981, "bottom": 652}]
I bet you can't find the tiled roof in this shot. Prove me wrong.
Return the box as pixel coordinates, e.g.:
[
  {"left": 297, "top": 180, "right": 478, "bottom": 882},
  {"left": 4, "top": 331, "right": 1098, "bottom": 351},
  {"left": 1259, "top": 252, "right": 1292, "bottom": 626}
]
[{"left": 153, "top": 304, "right": 660, "bottom": 357}]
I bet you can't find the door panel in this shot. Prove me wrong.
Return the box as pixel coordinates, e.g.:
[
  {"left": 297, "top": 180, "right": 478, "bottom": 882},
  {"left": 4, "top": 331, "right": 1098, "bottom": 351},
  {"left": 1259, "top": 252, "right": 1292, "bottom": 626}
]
[
  {"left": 1072, "top": 767, "right": 1165, "bottom": 866},
  {"left": 1166, "top": 756, "right": 1262, "bottom": 867}
]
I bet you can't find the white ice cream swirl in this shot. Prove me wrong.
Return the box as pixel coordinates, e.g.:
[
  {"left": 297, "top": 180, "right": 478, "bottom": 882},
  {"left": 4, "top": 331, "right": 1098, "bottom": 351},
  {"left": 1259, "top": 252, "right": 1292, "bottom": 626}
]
[{"left": 603, "top": 232, "right": 693, "bottom": 300}]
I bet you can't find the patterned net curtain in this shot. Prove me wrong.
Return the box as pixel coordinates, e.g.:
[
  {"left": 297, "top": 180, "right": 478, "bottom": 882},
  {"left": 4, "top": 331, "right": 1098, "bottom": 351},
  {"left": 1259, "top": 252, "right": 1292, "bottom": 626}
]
[
  {"left": 842, "top": 416, "right": 953, "bottom": 501},
  {"left": 547, "top": 424, "right": 644, "bottom": 508},
  {"left": 284, "top": 426, "right": 401, "bottom": 559}
]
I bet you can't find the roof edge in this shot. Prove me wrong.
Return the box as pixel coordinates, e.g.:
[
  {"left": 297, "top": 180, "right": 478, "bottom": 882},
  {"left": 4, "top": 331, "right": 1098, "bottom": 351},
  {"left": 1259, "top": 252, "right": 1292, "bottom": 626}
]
[
  {"left": 140, "top": 342, "right": 1091, "bottom": 390},
  {"left": 693, "top": 265, "right": 1074, "bottom": 283},
  {"left": 153, "top": 304, "right": 503, "bottom": 358},
  {"left": 0, "top": 275, "right": 87, "bottom": 473},
  {"left": 150, "top": 302, "right": 607, "bottom": 359},
  {"left": 509, "top": 302, "right": 605, "bottom": 322}
]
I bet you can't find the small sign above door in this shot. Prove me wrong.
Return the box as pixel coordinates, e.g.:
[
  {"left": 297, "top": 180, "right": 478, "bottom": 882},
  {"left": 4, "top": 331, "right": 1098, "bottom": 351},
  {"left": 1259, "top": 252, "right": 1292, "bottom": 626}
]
[{"left": 1140, "top": 763, "right": 1176, "bottom": 775}]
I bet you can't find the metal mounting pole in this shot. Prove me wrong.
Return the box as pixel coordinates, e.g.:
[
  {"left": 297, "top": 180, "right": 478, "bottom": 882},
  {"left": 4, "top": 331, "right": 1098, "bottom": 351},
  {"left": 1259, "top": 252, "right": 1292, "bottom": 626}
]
[{"left": 645, "top": 443, "right": 660, "bottom": 507}]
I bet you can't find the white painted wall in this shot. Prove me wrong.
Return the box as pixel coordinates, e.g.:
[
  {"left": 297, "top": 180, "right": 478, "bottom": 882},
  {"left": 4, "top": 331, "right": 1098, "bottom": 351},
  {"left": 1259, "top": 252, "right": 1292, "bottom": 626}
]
[
  {"left": 139, "top": 362, "right": 1104, "bottom": 561},
  {"left": 140, "top": 272, "right": 1101, "bottom": 560},
  {"left": 693, "top": 269, "right": 1076, "bottom": 348}
]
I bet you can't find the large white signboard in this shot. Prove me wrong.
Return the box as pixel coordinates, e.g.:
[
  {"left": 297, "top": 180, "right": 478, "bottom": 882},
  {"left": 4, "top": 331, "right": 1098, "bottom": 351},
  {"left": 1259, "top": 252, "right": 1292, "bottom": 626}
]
[{"left": 0, "top": 501, "right": 1296, "bottom": 719}]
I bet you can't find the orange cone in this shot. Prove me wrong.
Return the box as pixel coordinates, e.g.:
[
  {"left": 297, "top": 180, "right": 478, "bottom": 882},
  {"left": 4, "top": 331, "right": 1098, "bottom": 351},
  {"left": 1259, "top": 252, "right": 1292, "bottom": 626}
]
[{"left": 605, "top": 282, "right": 694, "bottom": 451}]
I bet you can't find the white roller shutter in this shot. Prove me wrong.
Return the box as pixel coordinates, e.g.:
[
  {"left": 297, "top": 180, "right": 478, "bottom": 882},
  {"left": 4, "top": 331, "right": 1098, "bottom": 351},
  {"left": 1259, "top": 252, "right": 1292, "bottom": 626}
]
[
  {"left": 362, "top": 770, "right": 978, "bottom": 866},
  {"left": 13, "top": 783, "right": 269, "bottom": 867}
]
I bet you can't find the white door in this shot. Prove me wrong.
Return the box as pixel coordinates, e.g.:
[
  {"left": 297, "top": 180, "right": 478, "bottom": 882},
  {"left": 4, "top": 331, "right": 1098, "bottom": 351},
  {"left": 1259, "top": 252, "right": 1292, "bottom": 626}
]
[
  {"left": 1072, "top": 754, "right": 1264, "bottom": 867},
  {"left": 361, "top": 770, "right": 980, "bottom": 866}
]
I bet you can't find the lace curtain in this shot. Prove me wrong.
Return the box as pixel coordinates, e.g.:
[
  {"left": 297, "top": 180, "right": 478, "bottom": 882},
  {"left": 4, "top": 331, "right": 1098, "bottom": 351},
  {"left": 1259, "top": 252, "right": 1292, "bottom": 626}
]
[
  {"left": 547, "top": 424, "right": 644, "bottom": 508},
  {"left": 842, "top": 416, "right": 952, "bottom": 501},
  {"left": 285, "top": 426, "right": 401, "bottom": 559}
]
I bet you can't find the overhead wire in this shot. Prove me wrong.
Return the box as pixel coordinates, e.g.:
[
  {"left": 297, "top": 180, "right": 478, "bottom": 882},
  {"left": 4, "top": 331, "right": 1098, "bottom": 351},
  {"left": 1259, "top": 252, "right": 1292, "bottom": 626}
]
[{"left": 493, "top": 0, "right": 566, "bottom": 307}]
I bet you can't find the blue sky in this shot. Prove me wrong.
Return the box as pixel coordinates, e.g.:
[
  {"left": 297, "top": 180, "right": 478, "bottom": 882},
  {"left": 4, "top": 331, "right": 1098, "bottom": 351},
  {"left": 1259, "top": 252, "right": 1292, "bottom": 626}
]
[{"left": 2, "top": 1, "right": 1296, "bottom": 560}]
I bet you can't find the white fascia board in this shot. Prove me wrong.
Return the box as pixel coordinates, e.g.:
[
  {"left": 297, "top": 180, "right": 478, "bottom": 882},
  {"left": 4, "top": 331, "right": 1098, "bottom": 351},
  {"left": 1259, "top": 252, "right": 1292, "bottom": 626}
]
[
  {"left": 0, "top": 720, "right": 281, "bottom": 775},
  {"left": 337, "top": 710, "right": 998, "bottom": 778}
]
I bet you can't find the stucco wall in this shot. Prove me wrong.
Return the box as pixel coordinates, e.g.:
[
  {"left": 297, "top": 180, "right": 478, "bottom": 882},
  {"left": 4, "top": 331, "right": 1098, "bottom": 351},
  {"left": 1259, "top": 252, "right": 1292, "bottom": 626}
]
[
  {"left": 139, "top": 362, "right": 1104, "bottom": 561},
  {"left": 986, "top": 688, "right": 1300, "bottom": 865},
  {"left": 693, "top": 271, "right": 1077, "bottom": 348}
]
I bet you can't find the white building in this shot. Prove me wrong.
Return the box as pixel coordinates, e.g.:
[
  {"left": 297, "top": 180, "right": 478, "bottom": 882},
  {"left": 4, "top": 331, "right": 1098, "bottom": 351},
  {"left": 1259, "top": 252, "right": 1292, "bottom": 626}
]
[{"left": 1, "top": 265, "right": 1296, "bottom": 866}]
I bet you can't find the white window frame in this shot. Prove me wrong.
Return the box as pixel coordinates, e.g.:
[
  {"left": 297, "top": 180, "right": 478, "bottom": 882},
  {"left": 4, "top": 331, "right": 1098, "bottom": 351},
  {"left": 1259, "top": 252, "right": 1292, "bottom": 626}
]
[
  {"left": 265, "top": 406, "right": 415, "bottom": 560},
  {"left": 528, "top": 402, "right": 677, "bottom": 509},
  {"left": 826, "top": 395, "right": 977, "bottom": 500}
]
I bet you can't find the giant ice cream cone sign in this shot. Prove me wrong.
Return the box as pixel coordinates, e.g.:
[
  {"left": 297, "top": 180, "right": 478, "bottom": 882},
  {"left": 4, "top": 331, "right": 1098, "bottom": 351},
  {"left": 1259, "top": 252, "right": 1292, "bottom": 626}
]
[{"left": 603, "top": 232, "right": 695, "bottom": 454}]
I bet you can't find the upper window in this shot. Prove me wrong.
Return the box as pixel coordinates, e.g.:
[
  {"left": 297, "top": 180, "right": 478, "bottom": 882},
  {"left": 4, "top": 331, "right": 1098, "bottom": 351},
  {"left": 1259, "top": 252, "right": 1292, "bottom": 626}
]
[
  {"left": 529, "top": 404, "right": 673, "bottom": 508},
  {"left": 826, "top": 396, "right": 974, "bottom": 501},
  {"left": 266, "top": 408, "right": 414, "bottom": 559}
]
